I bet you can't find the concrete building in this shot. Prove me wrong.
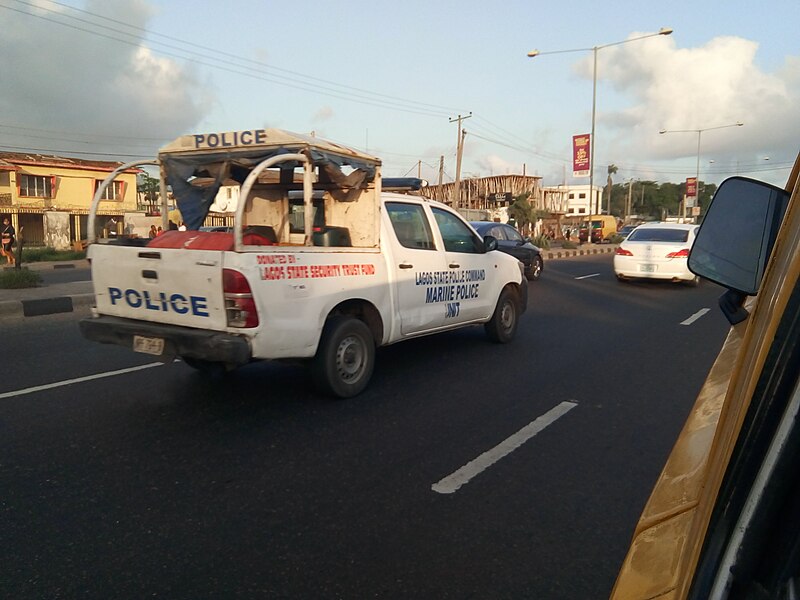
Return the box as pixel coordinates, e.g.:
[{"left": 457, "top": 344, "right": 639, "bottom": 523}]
[
  {"left": 0, "top": 152, "right": 141, "bottom": 249},
  {"left": 542, "top": 184, "right": 604, "bottom": 218}
]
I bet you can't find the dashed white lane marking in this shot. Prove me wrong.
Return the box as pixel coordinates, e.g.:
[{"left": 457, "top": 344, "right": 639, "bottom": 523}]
[
  {"left": 575, "top": 273, "right": 600, "bottom": 280},
  {"left": 432, "top": 401, "right": 578, "bottom": 495},
  {"left": 0, "top": 362, "right": 164, "bottom": 400},
  {"left": 681, "top": 308, "right": 711, "bottom": 326}
]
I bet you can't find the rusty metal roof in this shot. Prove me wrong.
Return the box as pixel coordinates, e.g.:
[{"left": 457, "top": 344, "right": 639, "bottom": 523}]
[{"left": 0, "top": 152, "right": 139, "bottom": 173}]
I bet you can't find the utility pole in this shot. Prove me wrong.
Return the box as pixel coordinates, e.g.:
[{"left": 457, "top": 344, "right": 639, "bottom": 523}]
[
  {"left": 417, "top": 160, "right": 421, "bottom": 180},
  {"left": 626, "top": 178, "right": 633, "bottom": 221},
  {"left": 450, "top": 113, "right": 471, "bottom": 209},
  {"left": 455, "top": 129, "right": 467, "bottom": 208},
  {"left": 438, "top": 156, "right": 444, "bottom": 189}
]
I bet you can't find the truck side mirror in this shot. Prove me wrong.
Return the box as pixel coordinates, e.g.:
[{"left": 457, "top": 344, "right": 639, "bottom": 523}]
[
  {"left": 483, "top": 235, "right": 498, "bottom": 252},
  {"left": 688, "top": 176, "right": 790, "bottom": 323}
]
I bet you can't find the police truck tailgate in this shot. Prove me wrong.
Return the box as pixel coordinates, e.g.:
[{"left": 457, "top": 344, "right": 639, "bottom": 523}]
[{"left": 89, "top": 244, "right": 228, "bottom": 330}]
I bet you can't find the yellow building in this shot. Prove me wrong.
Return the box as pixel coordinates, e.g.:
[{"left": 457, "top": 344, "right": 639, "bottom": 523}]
[{"left": 0, "top": 152, "right": 141, "bottom": 248}]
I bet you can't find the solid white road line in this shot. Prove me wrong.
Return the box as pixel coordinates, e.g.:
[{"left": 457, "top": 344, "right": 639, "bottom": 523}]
[
  {"left": 575, "top": 273, "right": 600, "bottom": 280},
  {"left": 432, "top": 401, "right": 578, "bottom": 494},
  {"left": 681, "top": 308, "right": 711, "bottom": 326},
  {"left": 0, "top": 362, "right": 165, "bottom": 400}
]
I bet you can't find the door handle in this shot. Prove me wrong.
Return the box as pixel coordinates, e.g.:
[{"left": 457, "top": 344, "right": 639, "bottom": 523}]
[
  {"left": 399, "top": 263, "right": 413, "bottom": 269},
  {"left": 449, "top": 263, "right": 460, "bottom": 269}
]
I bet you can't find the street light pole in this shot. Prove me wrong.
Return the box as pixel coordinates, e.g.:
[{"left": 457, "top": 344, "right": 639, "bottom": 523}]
[
  {"left": 528, "top": 27, "right": 672, "bottom": 243},
  {"left": 590, "top": 46, "right": 598, "bottom": 220},
  {"left": 659, "top": 122, "right": 743, "bottom": 220}
]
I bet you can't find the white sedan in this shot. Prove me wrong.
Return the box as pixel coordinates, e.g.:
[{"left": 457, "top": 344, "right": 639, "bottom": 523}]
[{"left": 613, "top": 222, "right": 700, "bottom": 285}]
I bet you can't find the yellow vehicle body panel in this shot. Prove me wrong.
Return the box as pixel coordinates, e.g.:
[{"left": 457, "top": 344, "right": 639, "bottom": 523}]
[{"left": 611, "top": 154, "right": 800, "bottom": 599}]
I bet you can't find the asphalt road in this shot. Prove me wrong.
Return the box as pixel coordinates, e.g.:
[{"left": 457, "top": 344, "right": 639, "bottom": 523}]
[{"left": 0, "top": 254, "right": 731, "bottom": 599}]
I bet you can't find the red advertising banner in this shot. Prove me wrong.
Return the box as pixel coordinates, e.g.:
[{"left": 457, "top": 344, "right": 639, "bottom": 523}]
[
  {"left": 572, "top": 134, "right": 590, "bottom": 178},
  {"left": 686, "top": 177, "right": 697, "bottom": 198}
]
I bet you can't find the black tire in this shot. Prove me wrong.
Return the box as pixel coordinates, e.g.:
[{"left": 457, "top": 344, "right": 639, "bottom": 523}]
[
  {"left": 311, "top": 317, "right": 375, "bottom": 398},
  {"left": 181, "top": 356, "right": 227, "bottom": 377},
  {"left": 526, "top": 256, "right": 543, "bottom": 281},
  {"left": 484, "top": 287, "right": 519, "bottom": 343}
]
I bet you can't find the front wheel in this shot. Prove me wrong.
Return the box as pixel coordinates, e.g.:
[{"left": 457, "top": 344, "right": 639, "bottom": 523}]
[
  {"left": 484, "top": 287, "right": 520, "bottom": 343},
  {"left": 311, "top": 317, "right": 375, "bottom": 398},
  {"left": 526, "top": 256, "right": 543, "bottom": 281}
]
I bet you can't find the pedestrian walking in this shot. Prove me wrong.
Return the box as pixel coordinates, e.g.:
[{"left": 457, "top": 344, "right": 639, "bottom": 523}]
[{"left": 1, "top": 216, "right": 16, "bottom": 266}]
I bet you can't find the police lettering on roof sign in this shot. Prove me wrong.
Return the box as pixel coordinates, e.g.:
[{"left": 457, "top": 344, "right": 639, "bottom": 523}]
[{"left": 192, "top": 130, "right": 268, "bottom": 149}]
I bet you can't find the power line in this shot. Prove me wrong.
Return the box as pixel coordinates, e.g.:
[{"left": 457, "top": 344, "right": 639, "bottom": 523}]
[
  {"left": 0, "top": 144, "right": 150, "bottom": 159},
  {"left": 471, "top": 116, "right": 568, "bottom": 162},
  {"left": 3, "top": 0, "right": 465, "bottom": 118},
  {"left": 0, "top": 123, "right": 167, "bottom": 142},
  {"left": 39, "top": 0, "right": 465, "bottom": 116},
  {"left": 466, "top": 130, "right": 569, "bottom": 165}
]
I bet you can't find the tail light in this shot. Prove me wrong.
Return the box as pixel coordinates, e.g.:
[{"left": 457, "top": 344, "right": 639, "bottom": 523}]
[
  {"left": 615, "top": 247, "right": 633, "bottom": 256},
  {"left": 223, "top": 269, "right": 259, "bottom": 328},
  {"left": 666, "top": 248, "right": 690, "bottom": 258}
]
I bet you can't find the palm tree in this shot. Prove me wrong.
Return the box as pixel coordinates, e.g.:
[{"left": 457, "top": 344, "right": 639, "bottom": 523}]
[
  {"left": 507, "top": 193, "right": 533, "bottom": 234},
  {"left": 606, "top": 164, "right": 618, "bottom": 215}
]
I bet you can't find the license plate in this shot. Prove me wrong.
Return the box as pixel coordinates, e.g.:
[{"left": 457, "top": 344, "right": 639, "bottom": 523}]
[
  {"left": 639, "top": 264, "right": 656, "bottom": 273},
  {"left": 133, "top": 335, "right": 165, "bottom": 355}
]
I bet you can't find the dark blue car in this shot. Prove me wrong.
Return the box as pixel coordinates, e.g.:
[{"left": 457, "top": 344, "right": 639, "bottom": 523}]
[{"left": 470, "top": 221, "right": 543, "bottom": 281}]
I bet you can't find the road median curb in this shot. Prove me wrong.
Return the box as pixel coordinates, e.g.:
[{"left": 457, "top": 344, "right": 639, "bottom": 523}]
[
  {"left": 0, "top": 293, "right": 94, "bottom": 318},
  {"left": 543, "top": 245, "right": 617, "bottom": 260}
]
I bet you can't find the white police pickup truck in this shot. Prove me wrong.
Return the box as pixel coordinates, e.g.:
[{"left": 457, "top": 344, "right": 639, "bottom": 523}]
[{"left": 79, "top": 129, "right": 527, "bottom": 397}]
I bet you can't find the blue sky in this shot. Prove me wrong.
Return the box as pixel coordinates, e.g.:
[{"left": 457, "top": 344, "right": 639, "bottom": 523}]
[{"left": 1, "top": 0, "right": 798, "bottom": 188}]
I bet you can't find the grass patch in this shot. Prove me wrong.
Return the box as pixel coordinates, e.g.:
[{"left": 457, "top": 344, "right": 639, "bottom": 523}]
[
  {"left": 18, "top": 247, "right": 87, "bottom": 262},
  {"left": 561, "top": 240, "right": 578, "bottom": 249},
  {"left": 0, "top": 268, "right": 42, "bottom": 289}
]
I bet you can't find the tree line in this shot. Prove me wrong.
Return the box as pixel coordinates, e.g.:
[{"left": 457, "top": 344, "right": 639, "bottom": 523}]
[
  {"left": 506, "top": 178, "right": 717, "bottom": 230},
  {"left": 605, "top": 179, "right": 717, "bottom": 221}
]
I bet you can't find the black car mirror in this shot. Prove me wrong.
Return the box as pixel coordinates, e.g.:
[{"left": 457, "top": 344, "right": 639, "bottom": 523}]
[
  {"left": 483, "top": 235, "right": 498, "bottom": 252},
  {"left": 689, "top": 176, "right": 789, "bottom": 297}
]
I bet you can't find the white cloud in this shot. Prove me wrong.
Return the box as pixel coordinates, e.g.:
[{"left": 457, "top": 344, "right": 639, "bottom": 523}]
[
  {"left": 312, "top": 106, "right": 334, "bottom": 122},
  {"left": 476, "top": 155, "right": 516, "bottom": 176},
  {"left": 0, "top": 0, "right": 214, "bottom": 158},
  {"left": 579, "top": 34, "right": 800, "bottom": 172}
]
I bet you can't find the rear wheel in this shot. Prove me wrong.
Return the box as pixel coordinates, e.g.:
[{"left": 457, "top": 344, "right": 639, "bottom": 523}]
[
  {"left": 485, "top": 287, "right": 519, "bottom": 343},
  {"left": 311, "top": 317, "right": 375, "bottom": 398},
  {"left": 181, "top": 356, "right": 227, "bottom": 377}
]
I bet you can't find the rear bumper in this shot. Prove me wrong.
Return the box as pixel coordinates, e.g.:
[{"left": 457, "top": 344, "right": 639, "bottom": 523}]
[
  {"left": 79, "top": 315, "right": 252, "bottom": 365},
  {"left": 613, "top": 256, "right": 694, "bottom": 281}
]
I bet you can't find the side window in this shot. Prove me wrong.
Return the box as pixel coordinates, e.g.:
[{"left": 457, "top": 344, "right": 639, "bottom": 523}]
[
  {"left": 432, "top": 208, "right": 483, "bottom": 254},
  {"left": 504, "top": 226, "right": 523, "bottom": 243},
  {"left": 487, "top": 225, "right": 506, "bottom": 240},
  {"left": 386, "top": 202, "right": 435, "bottom": 250}
]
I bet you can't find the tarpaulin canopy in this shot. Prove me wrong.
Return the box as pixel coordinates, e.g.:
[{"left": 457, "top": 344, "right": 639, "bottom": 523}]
[
  {"left": 159, "top": 129, "right": 380, "bottom": 229},
  {"left": 158, "top": 129, "right": 381, "bottom": 230}
]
